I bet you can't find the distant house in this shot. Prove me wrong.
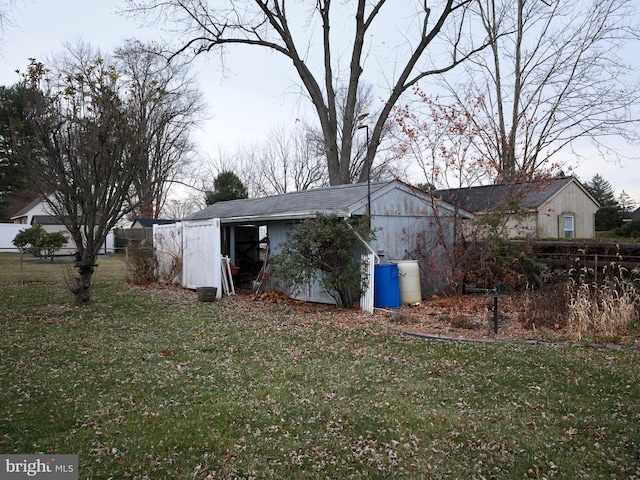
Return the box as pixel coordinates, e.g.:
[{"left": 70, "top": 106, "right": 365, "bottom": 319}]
[
  {"left": 435, "top": 176, "right": 600, "bottom": 239},
  {"left": 10, "top": 196, "right": 76, "bottom": 252},
  {"left": 9, "top": 195, "right": 114, "bottom": 254},
  {"left": 114, "top": 218, "right": 178, "bottom": 249},
  {"left": 10, "top": 196, "right": 53, "bottom": 225},
  {"left": 163, "top": 180, "right": 468, "bottom": 309},
  {"left": 131, "top": 218, "right": 177, "bottom": 229}
]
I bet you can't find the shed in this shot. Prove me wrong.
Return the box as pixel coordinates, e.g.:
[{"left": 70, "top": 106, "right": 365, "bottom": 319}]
[
  {"left": 175, "top": 180, "right": 465, "bottom": 309},
  {"left": 131, "top": 218, "right": 177, "bottom": 229},
  {"left": 435, "top": 176, "right": 600, "bottom": 239}
]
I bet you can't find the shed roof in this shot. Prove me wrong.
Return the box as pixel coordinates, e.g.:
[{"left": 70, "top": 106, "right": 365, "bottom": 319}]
[
  {"left": 185, "top": 180, "right": 451, "bottom": 223},
  {"left": 434, "top": 177, "right": 597, "bottom": 213},
  {"left": 132, "top": 218, "right": 177, "bottom": 228}
]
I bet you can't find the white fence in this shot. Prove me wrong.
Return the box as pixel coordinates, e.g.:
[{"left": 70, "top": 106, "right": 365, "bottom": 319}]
[
  {"left": 360, "top": 253, "right": 375, "bottom": 314},
  {"left": 153, "top": 222, "right": 183, "bottom": 284},
  {"left": 153, "top": 219, "right": 222, "bottom": 298},
  {"left": 0, "top": 223, "right": 114, "bottom": 254},
  {"left": 0, "top": 224, "right": 27, "bottom": 251}
]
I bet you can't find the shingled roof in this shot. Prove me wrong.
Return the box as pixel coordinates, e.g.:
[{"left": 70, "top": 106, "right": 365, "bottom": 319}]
[
  {"left": 185, "top": 180, "right": 440, "bottom": 223},
  {"left": 434, "top": 177, "right": 593, "bottom": 213},
  {"left": 132, "top": 219, "right": 177, "bottom": 228}
]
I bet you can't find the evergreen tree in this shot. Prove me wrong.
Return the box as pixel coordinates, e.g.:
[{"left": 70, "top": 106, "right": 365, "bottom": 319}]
[
  {"left": 0, "top": 84, "right": 32, "bottom": 221},
  {"left": 205, "top": 171, "right": 248, "bottom": 205},
  {"left": 617, "top": 190, "right": 636, "bottom": 215},
  {"left": 584, "top": 174, "right": 618, "bottom": 207},
  {"left": 585, "top": 174, "right": 623, "bottom": 231}
]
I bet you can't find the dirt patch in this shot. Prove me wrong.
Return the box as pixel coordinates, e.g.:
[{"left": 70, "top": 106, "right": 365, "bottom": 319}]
[
  {"left": 246, "top": 291, "right": 562, "bottom": 342},
  {"left": 249, "top": 290, "right": 640, "bottom": 349},
  {"left": 373, "top": 294, "right": 570, "bottom": 344},
  {"left": 147, "top": 285, "right": 639, "bottom": 349}
]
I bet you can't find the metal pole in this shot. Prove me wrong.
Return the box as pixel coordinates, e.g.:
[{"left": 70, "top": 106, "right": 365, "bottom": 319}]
[{"left": 365, "top": 125, "right": 370, "bottom": 223}]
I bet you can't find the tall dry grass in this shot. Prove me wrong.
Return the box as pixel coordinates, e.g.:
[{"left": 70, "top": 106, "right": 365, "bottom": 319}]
[{"left": 567, "top": 267, "right": 640, "bottom": 342}]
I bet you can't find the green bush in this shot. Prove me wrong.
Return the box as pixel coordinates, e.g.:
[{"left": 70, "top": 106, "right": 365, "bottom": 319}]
[
  {"left": 270, "top": 214, "right": 373, "bottom": 308},
  {"left": 609, "top": 217, "right": 640, "bottom": 238},
  {"left": 12, "top": 225, "right": 67, "bottom": 261}
]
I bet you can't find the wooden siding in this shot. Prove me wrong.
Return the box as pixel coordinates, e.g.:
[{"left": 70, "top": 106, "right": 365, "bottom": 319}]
[
  {"left": 536, "top": 181, "right": 597, "bottom": 238},
  {"left": 499, "top": 182, "right": 598, "bottom": 239}
]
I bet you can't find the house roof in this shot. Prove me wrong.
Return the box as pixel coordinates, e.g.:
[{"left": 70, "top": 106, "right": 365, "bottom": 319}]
[
  {"left": 185, "top": 180, "right": 453, "bottom": 223},
  {"left": 10, "top": 196, "right": 44, "bottom": 220},
  {"left": 434, "top": 176, "right": 598, "bottom": 214},
  {"left": 31, "top": 215, "right": 64, "bottom": 225},
  {"left": 132, "top": 218, "right": 177, "bottom": 228}
]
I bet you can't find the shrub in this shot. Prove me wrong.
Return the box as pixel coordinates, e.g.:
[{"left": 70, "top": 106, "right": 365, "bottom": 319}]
[
  {"left": 610, "top": 217, "right": 640, "bottom": 238},
  {"left": 518, "top": 284, "right": 570, "bottom": 330},
  {"left": 12, "top": 225, "right": 67, "bottom": 261},
  {"left": 270, "top": 214, "right": 373, "bottom": 308},
  {"left": 461, "top": 239, "right": 544, "bottom": 292},
  {"left": 127, "top": 246, "right": 158, "bottom": 285}
]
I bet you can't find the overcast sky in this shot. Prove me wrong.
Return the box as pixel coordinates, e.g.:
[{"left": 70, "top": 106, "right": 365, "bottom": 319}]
[{"left": 1, "top": 0, "right": 639, "bottom": 205}]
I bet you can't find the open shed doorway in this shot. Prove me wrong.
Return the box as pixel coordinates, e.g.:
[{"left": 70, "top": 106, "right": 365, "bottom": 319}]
[{"left": 222, "top": 224, "right": 268, "bottom": 287}]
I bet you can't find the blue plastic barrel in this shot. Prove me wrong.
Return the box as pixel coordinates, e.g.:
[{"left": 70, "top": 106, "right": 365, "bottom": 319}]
[{"left": 374, "top": 263, "right": 401, "bottom": 309}]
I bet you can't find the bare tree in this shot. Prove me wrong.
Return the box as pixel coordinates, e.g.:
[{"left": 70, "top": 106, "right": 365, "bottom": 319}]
[
  {"left": 125, "top": 0, "right": 490, "bottom": 186},
  {"left": 241, "top": 125, "right": 328, "bottom": 196},
  {"left": 203, "top": 85, "right": 408, "bottom": 198},
  {"left": 445, "top": 0, "right": 640, "bottom": 181},
  {"left": 307, "top": 81, "right": 406, "bottom": 185},
  {"left": 0, "top": 0, "right": 18, "bottom": 45},
  {"left": 18, "top": 56, "right": 144, "bottom": 302},
  {"left": 114, "top": 39, "right": 204, "bottom": 219},
  {"left": 393, "top": 87, "right": 495, "bottom": 190},
  {"left": 201, "top": 125, "right": 327, "bottom": 198},
  {"left": 161, "top": 197, "right": 201, "bottom": 219}
]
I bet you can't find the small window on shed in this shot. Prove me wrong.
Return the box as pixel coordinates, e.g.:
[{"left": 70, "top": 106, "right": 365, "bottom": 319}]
[{"left": 563, "top": 214, "right": 575, "bottom": 239}]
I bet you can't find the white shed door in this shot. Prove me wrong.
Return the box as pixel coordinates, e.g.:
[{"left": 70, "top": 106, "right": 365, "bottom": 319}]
[{"left": 182, "top": 219, "right": 222, "bottom": 296}]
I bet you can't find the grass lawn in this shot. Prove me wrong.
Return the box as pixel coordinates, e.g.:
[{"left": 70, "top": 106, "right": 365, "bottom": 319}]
[{"left": 1, "top": 253, "right": 639, "bottom": 479}]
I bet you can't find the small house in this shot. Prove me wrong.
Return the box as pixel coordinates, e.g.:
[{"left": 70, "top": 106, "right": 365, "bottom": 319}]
[
  {"left": 435, "top": 176, "right": 600, "bottom": 239},
  {"left": 131, "top": 218, "right": 177, "bottom": 229},
  {"left": 9, "top": 195, "right": 114, "bottom": 254},
  {"left": 10, "top": 196, "right": 77, "bottom": 252}
]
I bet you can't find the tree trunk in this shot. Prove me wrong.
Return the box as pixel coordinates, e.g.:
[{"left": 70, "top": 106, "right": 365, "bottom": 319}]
[{"left": 73, "top": 264, "right": 95, "bottom": 303}]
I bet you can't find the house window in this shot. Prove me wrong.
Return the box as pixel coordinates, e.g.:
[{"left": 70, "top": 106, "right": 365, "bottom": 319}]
[{"left": 563, "top": 214, "right": 575, "bottom": 239}]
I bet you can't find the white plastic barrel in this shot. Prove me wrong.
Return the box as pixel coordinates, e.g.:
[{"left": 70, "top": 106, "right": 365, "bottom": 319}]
[{"left": 396, "top": 260, "right": 421, "bottom": 304}]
